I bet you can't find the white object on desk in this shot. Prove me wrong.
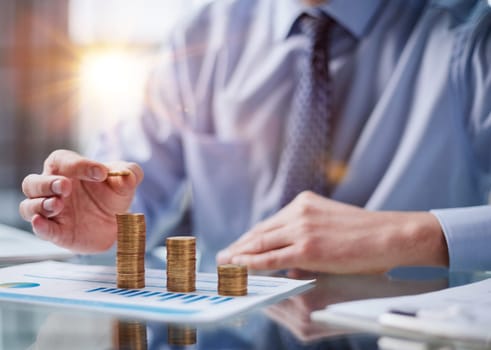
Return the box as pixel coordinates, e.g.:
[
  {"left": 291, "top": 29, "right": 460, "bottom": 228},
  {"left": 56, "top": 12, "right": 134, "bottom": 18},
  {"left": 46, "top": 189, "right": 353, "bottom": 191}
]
[
  {"left": 0, "top": 261, "right": 314, "bottom": 323},
  {"left": 0, "top": 223, "right": 74, "bottom": 263},
  {"left": 311, "top": 277, "right": 491, "bottom": 346},
  {"left": 377, "top": 336, "right": 431, "bottom": 350}
]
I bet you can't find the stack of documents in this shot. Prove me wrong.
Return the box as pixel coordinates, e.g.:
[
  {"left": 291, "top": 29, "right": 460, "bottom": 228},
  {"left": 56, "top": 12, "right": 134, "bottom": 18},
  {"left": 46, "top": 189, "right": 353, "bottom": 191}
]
[{"left": 311, "top": 278, "right": 491, "bottom": 347}]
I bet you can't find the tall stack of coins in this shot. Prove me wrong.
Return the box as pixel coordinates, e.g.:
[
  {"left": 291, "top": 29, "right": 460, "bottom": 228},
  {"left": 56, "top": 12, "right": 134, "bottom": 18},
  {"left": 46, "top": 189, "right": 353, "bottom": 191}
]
[
  {"left": 217, "top": 264, "right": 248, "bottom": 296},
  {"left": 116, "top": 213, "right": 146, "bottom": 289},
  {"left": 167, "top": 325, "right": 197, "bottom": 346},
  {"left": 166, "top": 236, "right": 196, "bottom": 292},
  {"left": 113, "top": 320, "right": 147, "bottom": 350}
]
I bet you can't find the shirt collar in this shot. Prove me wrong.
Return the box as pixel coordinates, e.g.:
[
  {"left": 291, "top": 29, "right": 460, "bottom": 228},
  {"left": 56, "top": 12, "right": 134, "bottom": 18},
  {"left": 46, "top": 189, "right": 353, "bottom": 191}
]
[
  {"left": 273, "top": 0, "right": 383, "bottom": 41},
  {"left": 430, "top": 0, "right": 479, "bottom": 21}
]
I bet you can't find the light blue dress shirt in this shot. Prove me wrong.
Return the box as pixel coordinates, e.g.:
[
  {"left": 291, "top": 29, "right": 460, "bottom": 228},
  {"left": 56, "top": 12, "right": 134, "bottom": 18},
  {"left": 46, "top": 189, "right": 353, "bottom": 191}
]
[{"left": 93, "top": 0, "right": 491, "bottom": 272}]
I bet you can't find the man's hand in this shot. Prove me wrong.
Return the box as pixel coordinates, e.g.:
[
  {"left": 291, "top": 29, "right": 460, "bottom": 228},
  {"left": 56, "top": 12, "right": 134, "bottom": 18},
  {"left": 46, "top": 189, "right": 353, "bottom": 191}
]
[
  {"left": 19, "top": 150, "right": 143, "bottom": 253},
  {"left": 217, "top": 191, "right": 448, "bottom": 274}
]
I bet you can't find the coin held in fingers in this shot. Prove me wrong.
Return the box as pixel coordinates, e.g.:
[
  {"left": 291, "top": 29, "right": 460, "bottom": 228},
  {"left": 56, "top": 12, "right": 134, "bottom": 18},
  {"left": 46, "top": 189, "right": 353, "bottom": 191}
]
[{"left": 107, "top": 170, "right": 131, "bottom": 177}]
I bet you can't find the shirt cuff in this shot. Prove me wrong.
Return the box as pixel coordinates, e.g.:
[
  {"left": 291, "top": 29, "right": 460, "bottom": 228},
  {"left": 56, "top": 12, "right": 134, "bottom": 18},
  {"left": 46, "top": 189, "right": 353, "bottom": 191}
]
[{"left": 431, "top": 206, "right": 491, "bottom": 271}]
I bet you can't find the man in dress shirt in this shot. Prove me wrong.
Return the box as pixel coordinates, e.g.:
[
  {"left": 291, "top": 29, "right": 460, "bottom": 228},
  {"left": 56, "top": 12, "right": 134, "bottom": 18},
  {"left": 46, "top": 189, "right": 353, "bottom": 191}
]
[{"left": 19, "top": 0, "right": 491, "bottom": 273}]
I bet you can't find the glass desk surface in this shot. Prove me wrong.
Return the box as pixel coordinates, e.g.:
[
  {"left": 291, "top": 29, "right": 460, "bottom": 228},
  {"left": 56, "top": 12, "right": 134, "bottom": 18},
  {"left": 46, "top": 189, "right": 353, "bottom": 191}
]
[{"left": 0, "top": 265, "right": 489, "bottom": 350}]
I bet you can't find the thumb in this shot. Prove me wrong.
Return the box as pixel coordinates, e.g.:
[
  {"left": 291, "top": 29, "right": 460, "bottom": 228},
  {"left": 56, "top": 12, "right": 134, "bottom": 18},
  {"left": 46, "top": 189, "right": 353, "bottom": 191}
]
[
  {"left": 104, "top": 161, "right": 144, "bottom": 196},
  {"left": 43, "top": 149, "right": 107, "bottom": 181}
]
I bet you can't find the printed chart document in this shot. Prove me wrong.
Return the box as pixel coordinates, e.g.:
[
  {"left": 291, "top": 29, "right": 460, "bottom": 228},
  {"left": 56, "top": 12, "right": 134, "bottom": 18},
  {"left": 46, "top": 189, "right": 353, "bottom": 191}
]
[
  {"left": 0, "top": 261, "right": 313, "bottom": 323},
  {"left": 311, "top": 278, "right": 491, "bottom": 346},
  {"left": 0, "top": 224, "right": 74, "bottom": 263}
]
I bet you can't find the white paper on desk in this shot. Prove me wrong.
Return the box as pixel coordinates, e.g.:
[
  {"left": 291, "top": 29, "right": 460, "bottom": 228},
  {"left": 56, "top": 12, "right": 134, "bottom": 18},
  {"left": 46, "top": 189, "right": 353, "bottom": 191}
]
[
  {"left": 0, "top": 224, "right": 74, "bottom": 263},
  {"left": 0, "top": 261, "right": 313, "bottom": 323},
  {"left": 311, "top": 278, "right": 491, "bottom": 344}
]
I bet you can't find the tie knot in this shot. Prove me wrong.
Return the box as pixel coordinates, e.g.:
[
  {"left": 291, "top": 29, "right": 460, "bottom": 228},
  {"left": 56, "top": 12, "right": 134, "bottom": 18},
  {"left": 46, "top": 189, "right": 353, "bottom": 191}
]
[{"left": 299, "top": 13, "right": 332, "bottom": 43}]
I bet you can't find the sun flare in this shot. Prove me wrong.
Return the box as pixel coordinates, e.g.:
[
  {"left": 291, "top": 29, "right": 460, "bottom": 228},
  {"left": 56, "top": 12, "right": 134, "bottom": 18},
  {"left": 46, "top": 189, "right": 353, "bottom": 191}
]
[{"left": 79, "top": 49, "right": 144, "bottom": 102}]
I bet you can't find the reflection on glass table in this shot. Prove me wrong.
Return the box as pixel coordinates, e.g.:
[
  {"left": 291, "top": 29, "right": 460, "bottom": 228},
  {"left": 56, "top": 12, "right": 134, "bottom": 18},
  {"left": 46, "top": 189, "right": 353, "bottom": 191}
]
[{"left": 0, "top": 267, "right": 489, "bottom": 350}]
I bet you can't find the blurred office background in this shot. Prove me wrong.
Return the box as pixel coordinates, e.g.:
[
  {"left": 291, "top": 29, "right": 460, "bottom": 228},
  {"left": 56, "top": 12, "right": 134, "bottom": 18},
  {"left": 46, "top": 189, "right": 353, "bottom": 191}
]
[
  {"left": 0, "top": 0, "right": 211, "bottom": 229},
  {"left": 2, "top": 0, "right": 490, "bottom": 230}
]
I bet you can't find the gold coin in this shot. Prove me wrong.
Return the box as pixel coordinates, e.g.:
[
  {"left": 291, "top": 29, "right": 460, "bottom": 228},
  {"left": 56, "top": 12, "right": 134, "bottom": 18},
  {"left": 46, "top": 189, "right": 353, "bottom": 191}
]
[
  {"left": 166, "top": 285, "right": 196, "bottom": 293},
  {"left": 117, "top": 281, "right": 145, "bottom": 289},
  {"left": 217, "top": 264, "right": 247, "bottom": 273},
  {"left": 116, "top": 213, "right": 146, "bottom": 289},
  {"left": 107, "top": 170, "right": 131, "bottom": 177},
  {"left": 113, "top": 321, "right": 147, "bottom": 350},
  {"left": 167, "top": 325, "right": 197, "bottom": 346},
  {"left": 165, "top": 236, "right": 196, "bottom": 292},
  {"left": 217, "top": 264, "right": 248, "bottom": 296},
  {"left": 166, "top": 237, "right": 196, "bottom": 247}
]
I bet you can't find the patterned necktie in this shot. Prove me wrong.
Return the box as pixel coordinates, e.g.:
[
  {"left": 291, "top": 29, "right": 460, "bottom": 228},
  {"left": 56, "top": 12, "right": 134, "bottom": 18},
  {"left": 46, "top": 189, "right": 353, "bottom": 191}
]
[{"left": 279, "top": 14, "right": 333, "bottom": 207}]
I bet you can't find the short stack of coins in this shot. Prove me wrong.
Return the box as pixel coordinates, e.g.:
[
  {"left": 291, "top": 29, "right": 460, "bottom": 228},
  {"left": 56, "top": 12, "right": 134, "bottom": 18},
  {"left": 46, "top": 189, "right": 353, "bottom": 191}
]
[
  {"left": 166, "top": 236, "right": 196, "bottom": 292},
  {"left": 167, "top": 325, "right": 197, "bottom": 346},
  {"left": 217, "top": 264, "right": 248, "bottom": 296},
  {"left": 116, "top": 213, "right": 146, "bottom": 289},
  {"left": 113, "top": 320, "right": 147, "bottom": 350}
]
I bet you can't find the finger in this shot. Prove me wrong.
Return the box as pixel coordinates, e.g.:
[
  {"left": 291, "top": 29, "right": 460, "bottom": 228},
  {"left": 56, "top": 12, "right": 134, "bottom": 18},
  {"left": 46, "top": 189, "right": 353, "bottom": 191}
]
[
  {"left": 230, "top": 245, "right": 299, "bottom": 270},
  {"left": 217, "top": 197, "right": 306, "bottom": 265},
  {"left": 227, "top": 228, "right": 292, "bottom": 260},
  {"left": 31, "top": 214, "right": 67, "bottom": 246},
  {"left": 287, "top": 269, "right": 314, "bottom": 279},
  {"left": 43, "top": 149, "right": 107, "bottom": 181},
  {"left": 222, "top": 223, "right": 283, "bottom": 257},
  {"left": 245, "top": 205, "right": 296, "bottom": 237},
  {"left": 216, "top": 221, "right": 285, "bottom": 264},
  {"left": 224, "top": 207, "right": 293, "bottom": 252},
  {"left": 217, "top": 205, "right": 299, "bottom": 263},
  {"left": 19, "top": 197, "right": 65, "bottom": 221},
  {"left": 22, "top": 174, "right": 72, "bottom": 199},
  {"left": 104, "top": 161, "right": 144, "bottom": 195}
]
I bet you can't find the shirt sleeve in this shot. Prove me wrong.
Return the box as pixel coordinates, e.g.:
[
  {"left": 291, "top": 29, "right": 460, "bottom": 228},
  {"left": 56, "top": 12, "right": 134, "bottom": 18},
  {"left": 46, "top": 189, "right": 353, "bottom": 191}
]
[
  {"left": 431, "top": 7, "right": 491, "bottom": 272},
  {"left": 431, "top": 206, "right": 491, "bottom": 271}
]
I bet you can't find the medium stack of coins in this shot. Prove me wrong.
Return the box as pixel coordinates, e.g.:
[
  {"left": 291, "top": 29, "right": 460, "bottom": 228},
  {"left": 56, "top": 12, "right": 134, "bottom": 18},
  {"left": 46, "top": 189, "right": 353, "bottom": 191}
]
[
  {"left": 217, "top": 264, "right": 248, "bottom": 296},
  {"left": 166, "top": 236, "right": 196, "bottom": 292},
  {"left": 113, "top": 320, "right": 147, "bottom": 350},
  {"left": 116, "top": 213, "right": 146, "bottom": 289},
  {"left": 167, "top": 325, "right": 197, "bottom": 346}
]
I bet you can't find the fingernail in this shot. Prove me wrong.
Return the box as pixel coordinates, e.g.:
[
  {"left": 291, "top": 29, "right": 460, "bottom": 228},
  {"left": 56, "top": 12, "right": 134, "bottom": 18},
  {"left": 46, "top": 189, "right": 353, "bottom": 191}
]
[
  {"left": 43, "top": 198, "right": 56, "bottom": 212},
  {"left": 51, "top": 180, "right": 63, "bottom": 195},
  {"left": 90, "top": 166, "right": 104, "bottom": 181}
]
